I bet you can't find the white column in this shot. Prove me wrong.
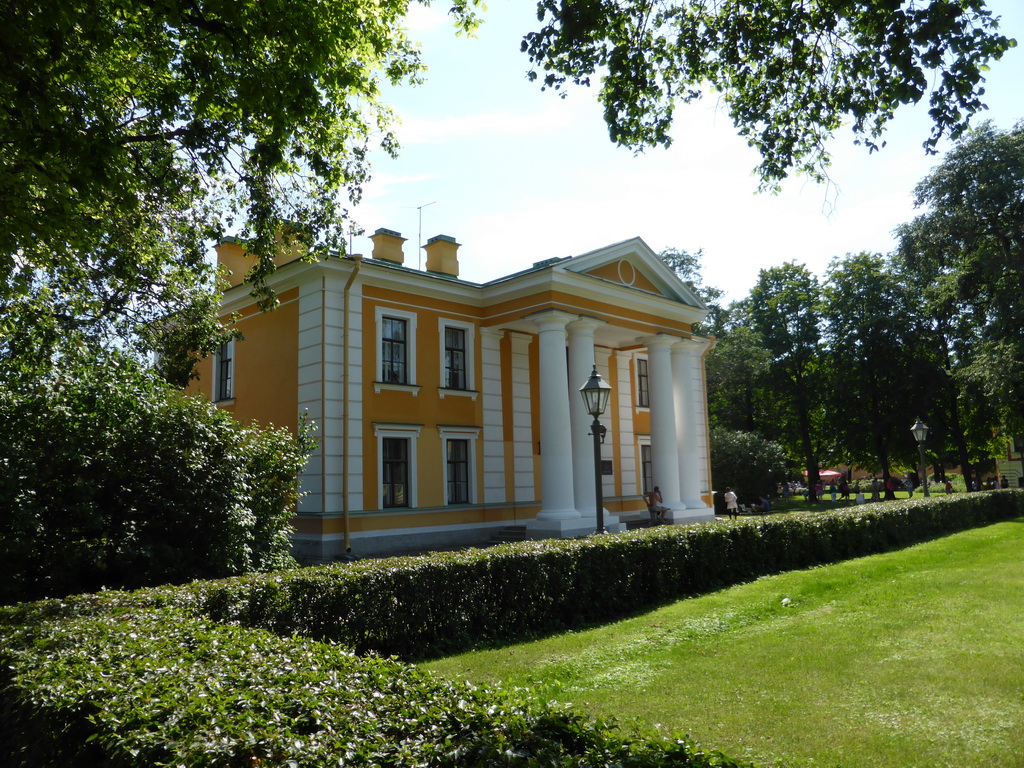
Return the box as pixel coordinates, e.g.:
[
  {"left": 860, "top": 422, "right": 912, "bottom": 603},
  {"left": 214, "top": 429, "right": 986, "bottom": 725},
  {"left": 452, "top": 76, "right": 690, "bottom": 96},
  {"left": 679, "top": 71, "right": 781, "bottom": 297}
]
[
  {"left": 532, "top": 312, "right": 579, "bottom": 523},
  {"left": 670, "top": 340, "right": 689, "bottom": 511},
  {"left": 674, "top": 339, "right": 705, "bottom": 509},
  {"left": 567, "top": 318, "right": 602, "bottom": 518},
  {"left": 642, "top": 334, "right": 683, "bottom": 510},
  {"left": 692, "top": 338, "right": 716, "bottom": 516}
]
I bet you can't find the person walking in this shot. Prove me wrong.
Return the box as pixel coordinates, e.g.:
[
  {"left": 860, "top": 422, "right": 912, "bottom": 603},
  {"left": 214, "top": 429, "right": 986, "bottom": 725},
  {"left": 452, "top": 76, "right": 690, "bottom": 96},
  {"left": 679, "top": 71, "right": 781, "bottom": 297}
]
[{"left": 724, "top": 487, "right": 739, "bottom": 519}]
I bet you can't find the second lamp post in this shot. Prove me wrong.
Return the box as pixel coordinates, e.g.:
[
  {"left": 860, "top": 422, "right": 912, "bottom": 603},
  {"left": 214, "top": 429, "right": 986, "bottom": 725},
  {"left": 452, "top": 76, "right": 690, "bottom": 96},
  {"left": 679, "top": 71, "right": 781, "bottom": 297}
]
[{"left": 911, "top": 418, "right": 930, "bottom": 497}]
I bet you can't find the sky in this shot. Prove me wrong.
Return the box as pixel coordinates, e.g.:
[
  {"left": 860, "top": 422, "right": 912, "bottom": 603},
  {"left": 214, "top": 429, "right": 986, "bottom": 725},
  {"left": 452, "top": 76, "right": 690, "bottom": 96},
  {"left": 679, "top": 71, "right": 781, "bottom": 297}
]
[{"left": 349, "top": 0, "right": 1024, "bottom": 304}]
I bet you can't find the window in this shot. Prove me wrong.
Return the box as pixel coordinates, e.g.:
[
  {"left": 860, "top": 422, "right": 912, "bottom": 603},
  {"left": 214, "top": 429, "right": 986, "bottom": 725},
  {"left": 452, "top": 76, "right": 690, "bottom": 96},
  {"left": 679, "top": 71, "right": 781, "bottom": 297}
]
[
  {"left": 640, "top": 443, "right": 653, "bottom": 494},
  {"left": 375, "top": 423, "right": 421, "bottom": 508},
  {"left": 437, "top": 318, "right": 475, "bottom": 396},
  {"left": 636, "top": 357, "right": 649, "bottom": 408},
  {"left": 382, "top": 437, "right": 409, "bottom": 508},
  {"left": 214, "top": 340, "right": 234, "bottom": 401},
  {"left": 381, "top": 317, "right": 407, "bottom": 384},
  {"left": 438, "top": 426, "right": 479, "bottom": 505},
  {"left": 446, "top": 439, "right": 470, "bottom": 503},
  {"left": 375, "top": 307, "right": 418, "bottom": 392},
  {"left": 444, "top": 327, "right": 467, "bottom": 390}
]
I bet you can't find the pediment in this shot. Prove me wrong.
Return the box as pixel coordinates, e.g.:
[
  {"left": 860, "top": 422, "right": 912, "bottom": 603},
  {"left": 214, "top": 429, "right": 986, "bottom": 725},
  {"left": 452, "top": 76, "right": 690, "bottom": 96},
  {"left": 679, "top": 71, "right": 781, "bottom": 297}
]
[{"left": 561, "top": 237, "right": 707, "bottom": 311}]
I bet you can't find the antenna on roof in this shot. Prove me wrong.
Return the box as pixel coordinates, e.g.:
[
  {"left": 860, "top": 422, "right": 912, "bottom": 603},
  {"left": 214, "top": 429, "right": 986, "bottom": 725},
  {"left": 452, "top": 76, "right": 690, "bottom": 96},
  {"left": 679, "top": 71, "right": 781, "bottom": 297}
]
[{"left": 416, "top": 201, "right": 436, "bottom": 270}]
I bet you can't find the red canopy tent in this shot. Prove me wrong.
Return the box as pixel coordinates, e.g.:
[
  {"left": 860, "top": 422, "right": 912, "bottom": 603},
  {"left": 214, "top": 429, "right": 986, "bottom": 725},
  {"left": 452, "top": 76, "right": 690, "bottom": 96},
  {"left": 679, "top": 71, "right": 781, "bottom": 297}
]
[{"left": 803, "top": 469, "right": 843, "bottom": 480}]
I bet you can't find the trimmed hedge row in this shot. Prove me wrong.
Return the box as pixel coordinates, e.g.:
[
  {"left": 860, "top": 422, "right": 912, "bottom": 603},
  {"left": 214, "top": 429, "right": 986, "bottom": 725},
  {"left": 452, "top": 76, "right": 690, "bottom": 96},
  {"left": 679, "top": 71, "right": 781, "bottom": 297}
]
[
  {"left": 0, "top": 599, "right": 747, "bottom": 767},
  {"left": 148, "top": 490, "right": 1024, "bottom": 660},
  {"left": 1, "top": 492, "right": 1020, "bottom": 767}
]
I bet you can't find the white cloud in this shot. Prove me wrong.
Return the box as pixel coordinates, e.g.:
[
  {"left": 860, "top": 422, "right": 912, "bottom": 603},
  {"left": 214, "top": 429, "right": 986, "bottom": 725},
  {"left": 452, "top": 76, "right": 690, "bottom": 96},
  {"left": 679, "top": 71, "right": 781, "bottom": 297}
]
[
  {"left": 392, "top": 102, "right": 576, "bottom": 145},
  {"left": 403, "top": 4, "right": 451, "bottom": 34},
  {"left": 362, "top": 171, "right": 440, "bottom": 201}
]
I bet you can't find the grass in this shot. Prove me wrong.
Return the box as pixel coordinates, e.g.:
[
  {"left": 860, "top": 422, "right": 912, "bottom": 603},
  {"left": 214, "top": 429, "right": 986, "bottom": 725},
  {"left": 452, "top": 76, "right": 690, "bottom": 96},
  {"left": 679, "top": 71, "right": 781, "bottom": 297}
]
[{"left": 421, "top": 519, "right": 1024, "bottom": 768}]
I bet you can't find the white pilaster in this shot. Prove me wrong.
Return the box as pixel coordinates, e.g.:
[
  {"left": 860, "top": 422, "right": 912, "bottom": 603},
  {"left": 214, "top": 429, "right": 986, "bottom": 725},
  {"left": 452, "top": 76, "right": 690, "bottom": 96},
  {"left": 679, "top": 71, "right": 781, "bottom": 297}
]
[
  {"left": 480, "top": 327, "right": 506, "bottom": 504},
  {"left": 615, "top": 351, "right": 637, "bottom": 495},
  {"left": 297, "top": 280, "right": 325, "bottom": 514},
  {"left": 509, "top": 332, "right": 535, "bottom": 503},
  {"left": 641, "top": 334, "right": 683, "bottom": 511},
  {"left": 296, "top": 272, "right": 362, "bottom": 517}
]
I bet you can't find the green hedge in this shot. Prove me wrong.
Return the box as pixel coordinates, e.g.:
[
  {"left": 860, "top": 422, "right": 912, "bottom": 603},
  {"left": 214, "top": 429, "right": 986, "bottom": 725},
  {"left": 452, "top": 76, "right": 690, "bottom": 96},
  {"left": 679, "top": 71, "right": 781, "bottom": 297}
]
[
  {"left": 0, "top": 359, "right": 312, "bottom": 604},
  {"left": 149, "top": 490, "right": 1024, "bottom": 660},
  {"left": 0, "top": 599, "right": 747, "bottom": 768},
  {"left": 1, "top": 492, "right": 1020, "bottom": 767}
]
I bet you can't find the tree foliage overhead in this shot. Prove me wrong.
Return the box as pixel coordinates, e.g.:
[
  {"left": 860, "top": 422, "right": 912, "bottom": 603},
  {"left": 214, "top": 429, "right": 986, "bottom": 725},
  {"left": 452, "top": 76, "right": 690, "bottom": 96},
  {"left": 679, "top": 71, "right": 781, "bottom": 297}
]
[
  {"left": 523, "top": 0, "right": 1015, "bottom": 187},
  {"left": 0, "top": 0, "right": 481, "bottom": 364}
]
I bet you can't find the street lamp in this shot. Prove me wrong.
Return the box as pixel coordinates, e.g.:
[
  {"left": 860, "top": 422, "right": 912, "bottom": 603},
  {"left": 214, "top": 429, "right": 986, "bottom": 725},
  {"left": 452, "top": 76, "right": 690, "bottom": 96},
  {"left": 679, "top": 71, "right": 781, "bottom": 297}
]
[
  {"left": 911, "top": 418, "right": 930, "bottom": 497},
  {"left": 579, "top": 365, "right": 612, "bottom": 534}
]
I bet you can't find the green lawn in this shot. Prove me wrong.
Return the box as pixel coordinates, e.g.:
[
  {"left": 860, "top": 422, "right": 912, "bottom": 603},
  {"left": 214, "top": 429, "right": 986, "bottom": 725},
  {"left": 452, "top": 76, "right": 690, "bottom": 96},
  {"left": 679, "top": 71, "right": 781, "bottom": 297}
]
[{"left": 422, "top": 519, "right": 1024, "bottom": 768}]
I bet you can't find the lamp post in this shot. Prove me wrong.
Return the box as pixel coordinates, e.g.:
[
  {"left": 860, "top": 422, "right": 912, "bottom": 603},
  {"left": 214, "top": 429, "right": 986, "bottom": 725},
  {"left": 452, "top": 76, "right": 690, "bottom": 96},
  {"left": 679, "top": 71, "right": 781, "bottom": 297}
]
[
  {"left": 579, "top": 366, "right": 612, "bottom": 534},
  {"left": 911, "top": 418, "right": 930, "bottom": 497}
]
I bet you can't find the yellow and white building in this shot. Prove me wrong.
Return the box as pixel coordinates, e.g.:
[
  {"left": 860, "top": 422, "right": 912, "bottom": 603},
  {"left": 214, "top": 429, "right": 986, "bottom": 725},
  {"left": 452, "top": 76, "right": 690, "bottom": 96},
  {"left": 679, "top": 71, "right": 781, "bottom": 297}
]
[{"left": 192, "top": 229, "right": 716, "bottom": 560}]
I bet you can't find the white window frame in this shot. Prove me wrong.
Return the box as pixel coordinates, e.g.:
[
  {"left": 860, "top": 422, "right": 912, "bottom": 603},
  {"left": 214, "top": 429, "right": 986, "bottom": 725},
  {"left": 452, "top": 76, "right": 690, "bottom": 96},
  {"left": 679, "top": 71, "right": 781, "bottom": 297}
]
[
  {"left": 375, "top": 306, "right": 419, "bottom": 394},
  {"left": 438, "top": 317, "right": 476, "bottom": 398},
  {"left": 637, "top": 435, "right": 653, "bottom": 495},
  {"left": 213, "top": 339, "right": 235, "bottom": 402},
  {"left": 438, "top": 425, "right": 480, "bottom": 506},
  {"left": 634, "top": 353, "right": 650, "bottom": 410},
  {"left": 374, "top": 423, "right": 422, "bottom": 510}
]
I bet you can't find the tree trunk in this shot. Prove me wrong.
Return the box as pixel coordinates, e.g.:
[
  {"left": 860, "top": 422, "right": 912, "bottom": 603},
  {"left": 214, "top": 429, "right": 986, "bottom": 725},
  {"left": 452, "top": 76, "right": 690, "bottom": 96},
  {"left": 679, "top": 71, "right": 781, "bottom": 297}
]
[{"left": 793, "top": 370, "right": 818, "bottom": 502}]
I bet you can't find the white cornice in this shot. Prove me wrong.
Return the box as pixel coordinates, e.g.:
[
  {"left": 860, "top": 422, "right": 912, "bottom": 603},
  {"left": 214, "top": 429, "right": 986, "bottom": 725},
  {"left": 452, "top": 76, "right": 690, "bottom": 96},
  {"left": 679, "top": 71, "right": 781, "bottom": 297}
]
[{"left": 218, "top": 239, "right": 708, "bottom": 330}]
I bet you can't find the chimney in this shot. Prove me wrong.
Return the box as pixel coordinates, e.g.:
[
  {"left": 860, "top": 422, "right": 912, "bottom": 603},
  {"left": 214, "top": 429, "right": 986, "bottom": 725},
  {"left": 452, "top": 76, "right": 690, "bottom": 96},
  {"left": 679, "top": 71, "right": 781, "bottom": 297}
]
[
  {"left": 370, "top": 228, "right": 406, "bottom": 264},
  {"left": 423, "top": 234, "right": 460, "bottom": 277}
]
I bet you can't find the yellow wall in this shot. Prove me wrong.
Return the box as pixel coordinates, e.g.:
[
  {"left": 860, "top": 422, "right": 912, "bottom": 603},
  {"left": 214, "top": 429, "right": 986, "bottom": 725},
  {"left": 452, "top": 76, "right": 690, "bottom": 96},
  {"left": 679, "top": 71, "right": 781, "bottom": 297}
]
[
  {"left": 184, "top": 287, "right": 300, "bottom": 434},
  {"left": 231, "top": 288, "right": 299, "bottom": 431},
  {"left": 361, "top": 285, "right": 485, "bottom": 511}
]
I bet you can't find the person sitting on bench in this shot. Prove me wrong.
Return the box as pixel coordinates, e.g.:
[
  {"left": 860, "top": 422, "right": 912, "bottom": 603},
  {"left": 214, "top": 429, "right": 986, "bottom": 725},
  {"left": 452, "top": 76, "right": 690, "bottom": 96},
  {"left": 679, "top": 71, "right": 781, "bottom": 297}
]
[{"left": 644, "top": 486, "right": 669, "bottom": 524}]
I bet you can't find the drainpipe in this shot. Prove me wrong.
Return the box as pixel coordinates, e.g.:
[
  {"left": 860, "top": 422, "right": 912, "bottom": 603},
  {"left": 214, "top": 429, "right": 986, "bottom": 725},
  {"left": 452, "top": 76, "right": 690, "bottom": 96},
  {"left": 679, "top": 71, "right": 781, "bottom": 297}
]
[{"left": 341, "top": 253, "right": 362, "bottom": 554}]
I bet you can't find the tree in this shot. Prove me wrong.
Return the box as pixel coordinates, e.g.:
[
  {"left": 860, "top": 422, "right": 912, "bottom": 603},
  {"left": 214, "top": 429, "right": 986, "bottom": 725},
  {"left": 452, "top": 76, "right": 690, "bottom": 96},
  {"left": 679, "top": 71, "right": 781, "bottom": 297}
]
[
  {"left": 0, "top": 351, "right": 314, "bottom": 604},
  {"left": 710, "top": 427, "right": 787, "bottom": 507},
  {"left": 897, "top": 120, "right": 1024, "bottom": 432},
  {"left": 1, "top": 0, "right": 482, "bottom": 363},
  {"left": 705, "top": 321, "right": 772, "bottom": 434},
  {"left": 749, "top": 263, "right": 825, "bottom": 499},
  {"left": 659, "top": 247, "right": 727, "bottom": 334},
  {"left": 894, "top": 213, "right": 996, "bottom": 485},
  {"left": 820, "top": 252, "right": 935, "bottom": 496},
  {"left": 522, "top": 0, "right": 1015, "bottom": 187}
]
